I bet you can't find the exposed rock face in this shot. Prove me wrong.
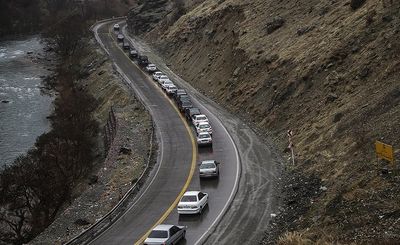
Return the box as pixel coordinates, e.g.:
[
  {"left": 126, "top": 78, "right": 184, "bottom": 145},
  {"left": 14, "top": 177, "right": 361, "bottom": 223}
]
[
  {"left": 127, "top": 0, "right": 171, "bottom": 35},
  {"left": 350, "top": 0, "right": 367, "bottom": 10}
]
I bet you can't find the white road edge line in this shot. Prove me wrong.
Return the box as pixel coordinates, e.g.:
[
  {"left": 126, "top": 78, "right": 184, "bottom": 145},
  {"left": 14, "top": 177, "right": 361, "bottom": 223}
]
[
  {"left": 193, "top": 100, "right": 241, "bottom": 245},
  {"left": 121, "top": 25, "right": 242, "bottom": 245},
  {"left": 89, "top": 21, "right": 166, "bottom": 244}
]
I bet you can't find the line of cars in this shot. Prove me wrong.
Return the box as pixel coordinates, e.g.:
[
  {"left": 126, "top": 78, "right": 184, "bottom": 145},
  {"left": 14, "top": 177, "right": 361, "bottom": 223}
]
[{"left": 113, "top": 24, "right": 220, "bottom": 245}]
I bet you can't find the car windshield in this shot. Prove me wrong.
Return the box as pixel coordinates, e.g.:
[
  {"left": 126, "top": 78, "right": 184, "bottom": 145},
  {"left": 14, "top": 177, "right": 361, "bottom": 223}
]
[
  {"left": 196, "top": 116, "right": 207, "bottom": 121},
  {"left": 182, "top": 102, "right": 192, "bottom": 106},
  {"left": 200, "top": 162, "right": 216, "bottom": 169},
  {"left": 199, "top": 124, "right": 210, "bottom": 129},
  {"left": 199, "top": 134, "right": 210, "bottom": 139},
  {"left": 181, "top": 195, "right": 197, "bottom": 202},
  {"left": 148, "top": 230, "right": 168, "bottom": 238},
  {"left": 169, "top": 86, "right": 176, "bottom": 89},
  {"left": 160, "top": 75, "right": 168, "bottom": 79}
]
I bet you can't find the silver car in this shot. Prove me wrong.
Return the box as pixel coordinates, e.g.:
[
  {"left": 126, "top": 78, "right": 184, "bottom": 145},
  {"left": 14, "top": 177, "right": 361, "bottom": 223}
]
[
  {"left": 197, "top": 132, "right": 212, "bottom": 147},
  {"left": 199, "top": 160, "right": 219, "bottom": 178},
  {"left": 144, "top": 224, "right": 186, "bottom": 245}
]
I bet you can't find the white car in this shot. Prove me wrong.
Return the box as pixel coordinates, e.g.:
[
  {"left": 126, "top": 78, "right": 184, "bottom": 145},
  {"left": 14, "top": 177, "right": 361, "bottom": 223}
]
[
  {"left": 177, "top": 191, "right": 208, "bottom": 215},
  {"left": 196, "top": 121, "right": 212, "bottom": 135},
  {"left": 197, "top": 132, "right": 212, "bottom": 147},
  {"left": 152, "top": 71, "right": 163, "bottom": 81},
  {"left": 161, "top": 80, "right": 174, "bottom": 90},
  {"left": 199, "top": 160, "right": 219, "bottom": 178},
  {"left": 145, "top": 64, "right": 157, "bottom": 73},
  {"left": 144, "top": 224, "right": 186, "bottom": 245},
  {"left": 157, "top": 75, "right": 170, "bottom": 85},
  {"left": 192, "top": 114, "right": 209, "bottom": 126},
  {"left": 165, "top": 84, "right": 178, "bottom": 95},
  {"left": 113, "top": 23, "right": 120, "bottom": 30}
]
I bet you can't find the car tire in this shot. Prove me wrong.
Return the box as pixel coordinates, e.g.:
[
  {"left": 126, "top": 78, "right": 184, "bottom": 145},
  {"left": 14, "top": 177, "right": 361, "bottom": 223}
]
[
  {"left": 199, "top": 206, "right": 202, "bottom": 214},
  {"left": 183, "top": 230, "right": 186, "bottom": 239}
]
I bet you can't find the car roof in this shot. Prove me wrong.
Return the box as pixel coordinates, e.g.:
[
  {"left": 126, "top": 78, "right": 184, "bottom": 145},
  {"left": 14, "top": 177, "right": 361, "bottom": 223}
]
[
  {"left": 184, "top": 191, "right": 201, "bottom": 196},
  {"left": 201, "top": 160, "right": 216, "bottom": 164},
  {"left": 198, "top": 132, "right": 210, "bottom": 136},
  {"left": 153, "top": 224, "right": 174, "bottom": 230}
]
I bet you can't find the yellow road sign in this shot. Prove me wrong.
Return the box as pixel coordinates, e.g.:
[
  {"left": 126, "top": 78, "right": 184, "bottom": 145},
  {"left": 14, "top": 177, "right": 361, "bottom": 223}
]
[{"left": 375, "top": 141, "right": 395, "bottom": 164}]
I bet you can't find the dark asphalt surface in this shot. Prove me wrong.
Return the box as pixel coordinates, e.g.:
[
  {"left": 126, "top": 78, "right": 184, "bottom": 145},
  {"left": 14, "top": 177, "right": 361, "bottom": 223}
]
[
  {"left": 91, "top": 21, "right": 241, "bottom": 245},
  {"left": 122, "top": 24, "right": 283, "bottom": 244}
]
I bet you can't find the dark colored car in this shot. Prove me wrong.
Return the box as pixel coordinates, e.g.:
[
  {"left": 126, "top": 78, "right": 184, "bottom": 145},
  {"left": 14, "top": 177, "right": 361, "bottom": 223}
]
[
  {"left": 185, "top": 107, "right": 201, "bottom": 121},
  {"left": 117, "top": 34, "right": 124, "bottom": 42},
  {"left": 173, "top": 89, "right": 187, "bottom": 101},
  {"left": 179, "top": 101, "right": 193, "bottom": 112},
  {"left": 138, "top": 55, "right": 149, "bottom": 66},
  {"left": 177, "top": 96, "right": 191, "bottom": 109},
  {"left": 123, "top": 42, "right": 130, "bottom": 50}
]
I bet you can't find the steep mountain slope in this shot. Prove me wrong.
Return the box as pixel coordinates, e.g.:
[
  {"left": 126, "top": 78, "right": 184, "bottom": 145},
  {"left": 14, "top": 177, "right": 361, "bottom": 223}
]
[{"left": 128, "top": 0, "right": 400, "bottom": 243}]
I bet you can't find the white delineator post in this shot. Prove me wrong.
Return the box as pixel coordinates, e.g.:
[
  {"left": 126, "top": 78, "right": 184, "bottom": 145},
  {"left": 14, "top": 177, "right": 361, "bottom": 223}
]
[{"left": 287, "top": 130, "right": 295, "bottom": 165}]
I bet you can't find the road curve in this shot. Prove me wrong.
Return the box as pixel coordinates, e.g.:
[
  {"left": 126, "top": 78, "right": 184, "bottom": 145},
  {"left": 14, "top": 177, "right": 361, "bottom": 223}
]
[
  {"left": 122, "top": 23, "right": 282, "bottom": 244},
  {"left": 89, "top": 21, "right": 241, "bottom": 245}
]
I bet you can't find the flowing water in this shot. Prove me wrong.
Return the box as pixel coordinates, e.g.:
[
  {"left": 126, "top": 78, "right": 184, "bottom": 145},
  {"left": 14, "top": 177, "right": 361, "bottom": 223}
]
[{"left": 0, "top": 36, "right": 53, "bottom": 167}]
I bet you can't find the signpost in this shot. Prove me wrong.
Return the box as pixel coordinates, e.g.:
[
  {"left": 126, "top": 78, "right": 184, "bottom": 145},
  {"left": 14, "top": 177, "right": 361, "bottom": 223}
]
[
  {"left": 375, "top": 141, "right": 395, "bottom": 165},
  {"left": 287, "top": 130, "right": 295, "bottom": 165}
]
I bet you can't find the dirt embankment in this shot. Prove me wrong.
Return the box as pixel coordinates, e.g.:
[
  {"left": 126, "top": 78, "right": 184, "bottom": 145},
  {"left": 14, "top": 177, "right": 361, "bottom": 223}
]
[
  {"left": 29, "top": 38, "right": 152, "bottom": 245},
  {"left": 128, "top": 0, "right": 400, "bottom": 243}
]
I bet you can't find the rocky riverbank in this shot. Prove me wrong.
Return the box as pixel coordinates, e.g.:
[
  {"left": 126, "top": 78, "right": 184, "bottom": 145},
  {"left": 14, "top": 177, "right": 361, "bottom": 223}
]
[{"left": 29, "top": 38, "right": 153, "bottom": 245}]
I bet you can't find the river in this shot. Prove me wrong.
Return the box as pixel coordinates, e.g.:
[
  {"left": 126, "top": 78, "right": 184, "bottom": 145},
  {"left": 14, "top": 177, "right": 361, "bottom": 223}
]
[{"left": 0, "top": 36, "right": 54, "bottom": 167}]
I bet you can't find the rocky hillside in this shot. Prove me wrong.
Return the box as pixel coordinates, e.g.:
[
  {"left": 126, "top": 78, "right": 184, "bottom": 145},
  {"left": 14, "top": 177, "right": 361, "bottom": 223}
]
[{"left": 128, "top": 0, "right": 400, "bottom": 244}]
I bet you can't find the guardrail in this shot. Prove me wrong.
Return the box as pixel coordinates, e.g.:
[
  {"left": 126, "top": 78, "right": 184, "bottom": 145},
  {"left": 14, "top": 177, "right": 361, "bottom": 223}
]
[{"left": 65, "top": 18, "right": 156, "bottom": 245}]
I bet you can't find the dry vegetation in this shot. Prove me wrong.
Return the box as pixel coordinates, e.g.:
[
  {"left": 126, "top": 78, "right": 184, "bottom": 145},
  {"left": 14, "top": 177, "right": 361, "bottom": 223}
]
[{"left": 128, "top": 0, "right": 400, "bottom": 243}]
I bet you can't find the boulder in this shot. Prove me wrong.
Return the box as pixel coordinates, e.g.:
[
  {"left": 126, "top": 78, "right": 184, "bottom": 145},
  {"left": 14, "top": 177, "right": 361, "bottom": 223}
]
[
  {"left": 266, "top": 17, "right": 285, "bottom": 34},
  {"left": 74, "top": 218, "right": 91, "bottom": 226},
  {"left": 326, "top": 93, "right": 338, "bottom": 103},
  {"left": 350, "top": 0, "right": 367, "bottom": 10},
  {"left": 120, "top": 146, "right": 132, "bottom": 155},
  {"left": 88, "top": 175, "right": 98, "bottom": 185},
  {"left": 333, "top": 112, "right": 344, "bottom": 123}
]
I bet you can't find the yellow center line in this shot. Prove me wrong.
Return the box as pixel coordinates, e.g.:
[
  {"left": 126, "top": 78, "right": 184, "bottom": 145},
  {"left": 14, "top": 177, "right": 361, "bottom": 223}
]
[{"left": 104, "top": 23, "right": 197, "bottom": 245}]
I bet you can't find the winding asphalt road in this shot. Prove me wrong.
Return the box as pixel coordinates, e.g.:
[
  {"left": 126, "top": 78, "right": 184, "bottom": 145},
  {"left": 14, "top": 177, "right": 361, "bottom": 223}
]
[
  {"left": 88, "top": 20, "right": 281, "bottom": 245},
  {"left": 89, "top": 21, "right": 240, "bottom": 245}
]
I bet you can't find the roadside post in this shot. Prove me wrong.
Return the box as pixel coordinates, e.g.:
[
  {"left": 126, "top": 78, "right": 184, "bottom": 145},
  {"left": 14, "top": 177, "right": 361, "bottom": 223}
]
[
  {"left": 375, "top": 141, "right": 395, "bottom": 166},
  {"left": 287, "top": 130, "right": 295, "bottom": 165}
]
